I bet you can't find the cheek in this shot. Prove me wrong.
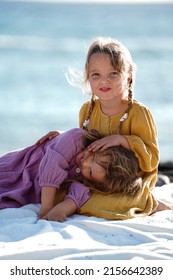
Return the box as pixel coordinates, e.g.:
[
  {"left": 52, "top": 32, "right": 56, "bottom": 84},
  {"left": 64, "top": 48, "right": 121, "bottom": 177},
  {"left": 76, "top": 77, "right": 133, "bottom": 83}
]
[
  {"left": 89, "top": 78, "right": 98, "bottom": 89},
  {"left": 114, "top": 79, "right": 125, "bottom": 91},
  {"left": 80, "top": 168, "right": 88, "bottom": 179}
]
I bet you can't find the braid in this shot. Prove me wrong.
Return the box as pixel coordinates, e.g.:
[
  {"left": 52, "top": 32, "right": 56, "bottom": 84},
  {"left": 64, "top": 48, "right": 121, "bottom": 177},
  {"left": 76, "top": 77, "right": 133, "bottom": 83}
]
[
  {"left": 117, "top": 73, "right": 134, "bottom": 134},
  {"left": 82, "top": 94, "right": 96, "bottom": 129},
  {"left": 128, "top": 70, "right": 134, "bottom": 108}
]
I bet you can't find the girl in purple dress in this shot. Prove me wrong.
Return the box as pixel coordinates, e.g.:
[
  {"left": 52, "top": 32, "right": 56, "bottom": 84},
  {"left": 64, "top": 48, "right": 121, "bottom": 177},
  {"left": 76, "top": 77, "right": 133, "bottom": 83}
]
[{"left": 0, "top": 128, "right": 141, "bottom": 222}]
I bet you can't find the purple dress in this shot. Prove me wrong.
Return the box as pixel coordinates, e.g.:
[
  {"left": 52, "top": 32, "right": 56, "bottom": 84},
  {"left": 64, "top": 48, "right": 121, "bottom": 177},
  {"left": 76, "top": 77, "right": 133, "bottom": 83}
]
[{"left": 0, "top": 128, "right": 91, "bottom": 209}]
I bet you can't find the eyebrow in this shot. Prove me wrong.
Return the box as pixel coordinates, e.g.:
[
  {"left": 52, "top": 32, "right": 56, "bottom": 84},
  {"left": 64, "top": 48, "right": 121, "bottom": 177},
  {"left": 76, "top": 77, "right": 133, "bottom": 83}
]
[{"left": 89, "top": 69, "right": 99, "bottom": 74}]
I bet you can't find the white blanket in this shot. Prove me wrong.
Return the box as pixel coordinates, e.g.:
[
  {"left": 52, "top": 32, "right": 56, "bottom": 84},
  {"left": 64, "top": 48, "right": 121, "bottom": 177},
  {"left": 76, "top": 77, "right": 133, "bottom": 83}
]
[{"left": 0, "top": 184, "right": 173, "bottom": 260}]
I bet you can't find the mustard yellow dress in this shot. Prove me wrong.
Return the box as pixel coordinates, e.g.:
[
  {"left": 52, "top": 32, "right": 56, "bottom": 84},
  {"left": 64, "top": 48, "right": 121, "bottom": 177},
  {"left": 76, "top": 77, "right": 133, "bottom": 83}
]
[{"left": 77, "top": 99, "right": 159, "bottom": 219}]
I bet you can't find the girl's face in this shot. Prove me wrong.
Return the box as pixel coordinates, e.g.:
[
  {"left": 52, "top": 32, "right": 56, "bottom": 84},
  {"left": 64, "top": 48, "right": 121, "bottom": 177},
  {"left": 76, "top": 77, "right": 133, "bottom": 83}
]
[
  {"left": 76, "top": 149, "right": 107, "bottom": 183},
  {"left": 88, "top": 52, "right": 128, "bottom": 101}
]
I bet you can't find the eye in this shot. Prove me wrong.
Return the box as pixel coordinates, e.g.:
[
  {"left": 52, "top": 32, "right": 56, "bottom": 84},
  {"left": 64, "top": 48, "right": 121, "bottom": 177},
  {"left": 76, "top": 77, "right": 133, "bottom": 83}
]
[
  {"left": 90, "top": 72, "right": 100, "bottom": 78},
  {"left": 110, "top": 71, "right": 118, "bottom": 77}
]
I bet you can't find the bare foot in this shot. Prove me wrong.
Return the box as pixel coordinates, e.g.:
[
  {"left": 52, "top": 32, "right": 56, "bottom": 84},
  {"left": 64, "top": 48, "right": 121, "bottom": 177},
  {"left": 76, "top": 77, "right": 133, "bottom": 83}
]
[{"left": 152, "top": 200, "right": 173, "bottom": 214}]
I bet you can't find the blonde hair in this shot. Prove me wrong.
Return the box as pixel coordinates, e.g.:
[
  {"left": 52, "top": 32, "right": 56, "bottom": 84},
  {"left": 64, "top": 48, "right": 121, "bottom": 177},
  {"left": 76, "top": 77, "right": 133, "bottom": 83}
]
[
  {"left": 83, "top": 37, "right": 136, "bottom": 134},
  {"left": 82, "top": 129, "right": 142, "bottom": 196}
]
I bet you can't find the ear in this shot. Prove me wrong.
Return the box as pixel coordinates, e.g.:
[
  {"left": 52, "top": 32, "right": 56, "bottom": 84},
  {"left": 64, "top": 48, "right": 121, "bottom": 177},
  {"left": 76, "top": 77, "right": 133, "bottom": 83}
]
[{"left": 127, "top": 74, "right": 132, "bottom": 84}]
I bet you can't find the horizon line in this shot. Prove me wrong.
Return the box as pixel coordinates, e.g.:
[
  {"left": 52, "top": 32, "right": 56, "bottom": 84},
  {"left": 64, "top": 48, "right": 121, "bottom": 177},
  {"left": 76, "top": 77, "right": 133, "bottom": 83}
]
[{"left": 3, "top": 0, "right": 173, "bottom": 4}]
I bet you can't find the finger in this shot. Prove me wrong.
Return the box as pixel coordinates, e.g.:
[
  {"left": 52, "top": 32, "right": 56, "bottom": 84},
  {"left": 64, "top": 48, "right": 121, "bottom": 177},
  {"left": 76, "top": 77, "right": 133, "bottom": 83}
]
[
  {"left": 100, "top": 142, "right": 115, "bottom": 151},
  {"left": 87, "top": 142, "right": 100, "bottom": 151},
  {"left": 58, "top": 216, "right": 66, "bottom": 222},
  {"left": 48, "top": 135, "right": 55, "bottom": 140},
  {"left": 89, "top": 145, "right": 101, "bottom": 152},
  {"left": 93, "top": 141, "right": 106, "bottom": 150},
  {"left": 35, "top": 138, "right": 43, "bottom": 145},
  {"left": 100, "top": 144, "right": 109, "bottom": 151},
  {"left": 35, "top": 136, "right": 48, "bottom": 145},
  {"left": 35, "top": 133, "right": 53, "bottom": 145},
  {"left": 48, "top": 216, "right": 58, "bottom": 222},
  {"left": 47, "top": 132, "right": 60, "bottom": 141},
  {"left": 39, "top": 215, "right": 46, "bottom": 220},
  {"left": 39, "top": 136, "right": 47, "bottom": 144}
]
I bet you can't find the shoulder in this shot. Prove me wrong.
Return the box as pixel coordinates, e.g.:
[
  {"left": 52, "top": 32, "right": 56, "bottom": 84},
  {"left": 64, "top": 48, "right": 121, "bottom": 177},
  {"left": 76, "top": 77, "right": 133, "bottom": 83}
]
[
  {"left": 79, "top": 99, "right": 100, "bottom": 128},
  {"left": 53, "top": 128, "right": 85, "bottom": 144},
  {"left": 132, "top": 99, "right": 153, "bottom": 116},
  {"left": 130, "top": 100, "right": 156, "bottom": 127},
  {"left": 79, "top": 99, "right": 100, "bottom": 113},
  {"left": 79, "top": 100, "right": 90, "bottom": 114},
  {"left": 51, "top": 128, "right": 86, "bottom": 152},
  {"left": 133, "top": 99, "right": 147, "bottom": 109},
  {"left": 63, "top": 128, "right": 85, "bottom": 138}
]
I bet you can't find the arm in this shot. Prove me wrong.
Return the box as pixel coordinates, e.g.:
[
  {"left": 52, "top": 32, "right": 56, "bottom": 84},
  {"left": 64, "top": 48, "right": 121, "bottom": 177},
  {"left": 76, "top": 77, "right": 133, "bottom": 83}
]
[
  {"left": 39, "top": 186, "right": 57, "bottom": 218},
  {"left": 124, "top": 105, "right": 159, "bottom": 190},
  {"left": 41, "top": 198, "right": 77, "bottom": 222},
  {"left": 79, "top": 102, "right": 130, "bottom": 150},
  {"left": 41, "top": 181, "right": 91, "bottom": 222},
  {"left": 43, "top": 181, "right": 91, "bottom": 222},
  {"left": 125, "top": 107, "right": 159, "bottom": 172}
]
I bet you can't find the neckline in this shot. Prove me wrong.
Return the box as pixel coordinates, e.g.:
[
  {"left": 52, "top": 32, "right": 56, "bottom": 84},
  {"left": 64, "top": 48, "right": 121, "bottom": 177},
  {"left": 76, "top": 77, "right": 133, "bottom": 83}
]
[{"left": 97, "top": 100, "right": 128, "bottom": 118}]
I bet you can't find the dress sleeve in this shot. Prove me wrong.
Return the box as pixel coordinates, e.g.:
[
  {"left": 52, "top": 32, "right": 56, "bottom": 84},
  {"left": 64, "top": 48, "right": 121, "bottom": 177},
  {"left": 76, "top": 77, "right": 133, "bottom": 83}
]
[
  {"left": 38, "top": 128, "right": 83, "bottom": 188},
  {"left": 39, "top": 147, "right": 69, "bottom": 188},
  {"left": 125, "top": 107, "right": 159, "bottom": 172},
  {"left": 65, "top": 181, "right": 91, "bottom": 208}
]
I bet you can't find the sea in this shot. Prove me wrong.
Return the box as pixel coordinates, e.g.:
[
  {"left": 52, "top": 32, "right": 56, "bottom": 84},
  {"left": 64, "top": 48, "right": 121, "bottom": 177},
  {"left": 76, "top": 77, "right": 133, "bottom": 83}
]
[{"left": 0, "top": 1, "right": 173, "bottom": 162}]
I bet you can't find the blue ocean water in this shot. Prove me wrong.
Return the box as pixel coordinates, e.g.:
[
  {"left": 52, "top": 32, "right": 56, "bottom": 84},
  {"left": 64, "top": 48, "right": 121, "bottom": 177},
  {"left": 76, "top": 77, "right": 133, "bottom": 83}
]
[{"left": 0, "top": 1, "right": 173, "bottom": 161}]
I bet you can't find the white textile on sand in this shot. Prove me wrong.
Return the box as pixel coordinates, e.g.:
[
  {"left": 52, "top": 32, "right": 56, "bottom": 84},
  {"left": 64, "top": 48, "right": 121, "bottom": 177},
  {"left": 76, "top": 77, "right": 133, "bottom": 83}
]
[{"left": 0, "top": 184, "right": 173, "bottom": 260}]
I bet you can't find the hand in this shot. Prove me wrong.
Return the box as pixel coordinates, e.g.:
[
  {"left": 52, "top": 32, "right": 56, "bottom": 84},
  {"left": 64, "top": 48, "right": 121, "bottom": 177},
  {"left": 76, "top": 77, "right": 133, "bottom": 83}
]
[
  {"left": 39, "top": 204, "right": 54, "bottom": 219},
  {"left": 39, "top": 198, "right": 77, "bottom": 222},
  {"left": 35, "top": 131, "right": 60, "bottom": 145},
  {"left": 87, "top": 135, "right": 130, "bottom": 152},
  {"left": 41, "top": 205, "right": 67, "bottom": 222}
]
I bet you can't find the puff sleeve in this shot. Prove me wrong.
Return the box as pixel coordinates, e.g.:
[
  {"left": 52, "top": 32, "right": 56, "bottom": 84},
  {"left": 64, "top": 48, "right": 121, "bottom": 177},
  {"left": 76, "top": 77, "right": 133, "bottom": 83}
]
[
  {"left": 65, "top": 181, "right": 91, "bottom": 208},
  {"left": 38, "top": 128, "right": 84, "bottom": 188}
]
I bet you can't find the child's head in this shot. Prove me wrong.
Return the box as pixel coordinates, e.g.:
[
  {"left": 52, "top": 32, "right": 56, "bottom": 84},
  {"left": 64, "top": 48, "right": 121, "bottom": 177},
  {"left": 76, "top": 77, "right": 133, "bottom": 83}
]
[
  {"left": 83, "top": 145, "right": 142, "bottom": 196},
  {"left": 82, "top": 37, "right": 136, "bottom": 132},
  {"left": 81, "top": 129, "right": 142, "bottom": 196},
  {"left": 85, "top": 36, "right": 136, "bottom": 97}
]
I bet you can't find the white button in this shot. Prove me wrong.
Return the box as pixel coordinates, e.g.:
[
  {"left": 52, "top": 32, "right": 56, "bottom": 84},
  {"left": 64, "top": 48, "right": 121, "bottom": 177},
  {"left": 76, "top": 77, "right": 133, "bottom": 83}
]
[{"left": 76, "top": 167, "right": 81, "bottom": 173}]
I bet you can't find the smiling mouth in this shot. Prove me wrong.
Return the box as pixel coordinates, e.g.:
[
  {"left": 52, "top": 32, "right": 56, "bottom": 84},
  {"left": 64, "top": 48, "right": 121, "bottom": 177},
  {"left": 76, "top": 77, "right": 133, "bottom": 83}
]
[{"left": 100, "top": 87, "right": 110, "bottom": 92}]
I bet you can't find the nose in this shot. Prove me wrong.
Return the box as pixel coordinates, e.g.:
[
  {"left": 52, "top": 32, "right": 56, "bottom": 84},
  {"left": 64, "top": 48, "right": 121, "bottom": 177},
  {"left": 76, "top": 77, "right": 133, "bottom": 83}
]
[{"left": 100, "top": 75, "right": 109, "bottom": 82}]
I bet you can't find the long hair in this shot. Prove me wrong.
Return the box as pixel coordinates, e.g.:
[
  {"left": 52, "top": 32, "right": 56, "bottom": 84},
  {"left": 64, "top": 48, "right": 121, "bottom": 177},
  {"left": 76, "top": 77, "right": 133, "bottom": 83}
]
[
  {"left": 83, "top": 37, "right": 136, "bottom": 133},
  {"left": 81, "top": 129, "right": 142, "bottom": 196}
]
